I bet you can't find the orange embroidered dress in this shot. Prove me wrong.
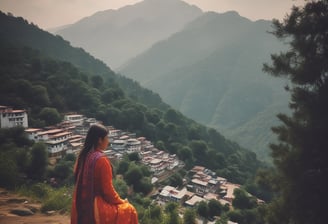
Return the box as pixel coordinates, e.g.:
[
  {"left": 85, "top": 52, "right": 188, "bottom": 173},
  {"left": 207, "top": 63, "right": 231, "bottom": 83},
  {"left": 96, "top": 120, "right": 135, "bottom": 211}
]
[{"left": 71, "top": 150, "right": 138, "bottom": 224}]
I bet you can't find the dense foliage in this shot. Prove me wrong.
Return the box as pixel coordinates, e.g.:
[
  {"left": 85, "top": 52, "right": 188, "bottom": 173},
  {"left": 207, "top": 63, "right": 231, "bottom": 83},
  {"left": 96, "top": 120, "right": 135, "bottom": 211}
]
[
  {"left": 119, "top": 10, "right": 289, "bottom": 162},
  {"left": 0, "top": 11, "right": 168, "bottom": 111},
  {"left": 0, "top": 127, "right": 41, "bottom": 188},
  {"left": 0, "top": 11, "right": 264, "bottom": 185},
  {"left": 262, "top": 0, "right": 328, "bottom": 223},
  {"left": 0, "top": 10, "right": 277, "bottom": 223}
]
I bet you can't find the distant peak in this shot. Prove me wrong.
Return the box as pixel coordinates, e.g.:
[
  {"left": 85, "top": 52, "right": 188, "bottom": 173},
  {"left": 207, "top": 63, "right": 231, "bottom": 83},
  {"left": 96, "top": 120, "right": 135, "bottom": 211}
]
[
  {"left": 201, "top": 10, "right": 240, "bottom": 18},
  {"left": 141, "top": 0, "right": 200, "bottom": 8},
  {"left": 221, "top": 10, "right": 241, "bottom": 17}
]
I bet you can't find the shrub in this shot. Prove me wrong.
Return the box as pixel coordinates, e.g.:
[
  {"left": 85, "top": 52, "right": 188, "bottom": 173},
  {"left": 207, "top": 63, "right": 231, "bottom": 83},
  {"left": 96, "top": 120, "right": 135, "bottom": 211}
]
[{"left": 41, "top": 187, "right": 72, "bottom": 213}]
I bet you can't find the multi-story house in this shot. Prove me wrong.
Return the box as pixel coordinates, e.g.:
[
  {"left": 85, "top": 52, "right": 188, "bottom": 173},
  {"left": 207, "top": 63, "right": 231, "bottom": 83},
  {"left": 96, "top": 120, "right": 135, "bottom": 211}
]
[
  {"left": 185, "top": 195, "right": 205, "bottom": 208},
  {"left": 25, "top": 128, "right": 42, "bottom": 141},
  {"left": 191, "top": 178, "right": 208, "bottom": 196},
  {"left": 149, "top": 158, "right": 165, "bottom": 175},
  {"left": 0, "top": 105, "right": 28, "bottom": 128},
  {"left": 46, "top": 131, "right": 71, "bottom": 157},
  {"left": 108, "top": 128, "right": 122, "bottom": 141},
  {"left": 63, "top": 114, "right": 84, "bottom": 126},
  {"left": 126, "top": 138, "right": 141, "bottom": 153},
  {"left": 25, "top": 128, "right": 71, "bottom": 158},
  {"left": 159, "top": 186, "right": 189, "bottom": 203},
  {"left": 66, "top": 134, "right": 84, "bottom": 155},
  {"left": 111, "top": 139, "right": 126, "bottom": 151}
]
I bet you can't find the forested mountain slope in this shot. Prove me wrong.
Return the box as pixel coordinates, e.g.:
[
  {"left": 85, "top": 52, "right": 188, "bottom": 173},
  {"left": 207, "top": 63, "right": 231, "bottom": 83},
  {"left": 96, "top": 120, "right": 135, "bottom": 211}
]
[
  {"left": 0, "top": 11, "right": 167, "bottom": 110},
  {"left": 120, "top": 11, "right": 290, "bottom": 160},
  {"left": 0, "top": 11, "right": 263, "bottom": 184},
  {"left": 51, "top": 0, "right": 289, "bottom": 161}
]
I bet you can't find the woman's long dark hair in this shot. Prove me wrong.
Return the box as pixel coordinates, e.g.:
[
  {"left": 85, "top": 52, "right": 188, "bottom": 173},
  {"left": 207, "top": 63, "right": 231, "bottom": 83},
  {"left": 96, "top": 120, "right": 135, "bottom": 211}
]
[{"left": 74, "top": 123, "right": 108, "bottom": 182}]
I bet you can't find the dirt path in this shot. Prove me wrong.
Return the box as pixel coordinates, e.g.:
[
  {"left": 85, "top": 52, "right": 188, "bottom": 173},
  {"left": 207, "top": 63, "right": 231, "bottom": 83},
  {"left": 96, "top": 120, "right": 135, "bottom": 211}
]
[{"left": 0, "top": 188, "right": 70, "bottom": 224}]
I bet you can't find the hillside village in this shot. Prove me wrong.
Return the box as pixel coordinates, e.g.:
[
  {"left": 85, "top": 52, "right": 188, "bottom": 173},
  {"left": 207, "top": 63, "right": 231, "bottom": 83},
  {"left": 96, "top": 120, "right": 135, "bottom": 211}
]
[{"left": 1, "top": 105, "right": 263, "bottom": 223}]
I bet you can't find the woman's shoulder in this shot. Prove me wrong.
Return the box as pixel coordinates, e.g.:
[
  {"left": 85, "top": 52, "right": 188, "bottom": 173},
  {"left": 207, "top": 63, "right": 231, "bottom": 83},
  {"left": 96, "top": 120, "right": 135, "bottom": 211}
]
[{"left": 96, "top": 155, "right": 111, "bottom": 166}]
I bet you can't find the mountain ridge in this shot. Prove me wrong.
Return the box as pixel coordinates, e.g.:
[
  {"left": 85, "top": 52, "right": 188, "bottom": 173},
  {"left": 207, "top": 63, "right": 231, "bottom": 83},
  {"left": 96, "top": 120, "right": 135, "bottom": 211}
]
[
  {"left": 119, "top": 11, "right": 290, "bottom": 160},
  {"left": 39, "top": 0, "right": 289, "bottom": 160},
  {"left": 0, "top": 11, "right": 263, "bottom": 184},
  {"left": 55, "top": 0, "right": 203, "bottom": 69}
]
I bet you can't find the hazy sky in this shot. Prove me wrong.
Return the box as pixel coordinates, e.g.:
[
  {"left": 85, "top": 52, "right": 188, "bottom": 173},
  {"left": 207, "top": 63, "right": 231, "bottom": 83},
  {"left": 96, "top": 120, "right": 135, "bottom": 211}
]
[{"left": 0, "top": 0, "right": 306, "bottom": 29}]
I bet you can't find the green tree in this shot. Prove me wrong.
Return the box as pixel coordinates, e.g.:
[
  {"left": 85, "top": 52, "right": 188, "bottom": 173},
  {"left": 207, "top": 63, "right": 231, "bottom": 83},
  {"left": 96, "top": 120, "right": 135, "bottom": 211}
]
[
  {"left": 164, "top": 202, "right": 181, "bottom": 224},
  {"left": 183, "top": 208, "right": 197, "bottom": 224},
  {"left": 145, "top": 108, "right": 161, "bottom": 124},
  {"left": 166, "top": 210, "right": 181, "bottom": 224},
  {"left": 31, "top": 85, "right": 50, "bottom": 106},
  {"left": 14, "top": 79, "right": 33, "bottom": 99},
  {"left": 27, "top": 142, "right": 48, "bottom": 180},
  {"left": 0, "top": 126, "right": 32, "bottom": 147},
  {"left": 228, "top": 210, "right": 243, "bottom": 224},
  {"left": 113, "top": 178, "right": 128, "bottom": 199},
  {"left": 177, "top": 146, "right": 192, "bottom": 161},
  {"left": 155, "top": 140, "right": 166, "bottom": 151},
  {"left": 38, "top": 107, "right": 62, "bottom": 126},
  {"left": 262, "top": 1, "right": 328, "bottom": 223},
  {"left": 164, "top": 108, "right": 184, "bottom": 125},
  {"left": 190, "top": 140, "right": 208, "bottom": 165},
  {"left": 124, "top": 164, "right": 143, "bottom": 186},
  {"left": 134, "top": 177, "right": 153, "bottom": 195},
  {"left": 15, "top": 149, "right": 30, "bottom": 172},
  {"left": 142, "top": 205, "right": 162, "bottom": 224},
  {"left": 117, "top": 160, "right": 129, "bottom": 175},
  {"left": 53, "top": 161, "right": 73, "bottom": 181},
  {"left": 90, "top": 75, "right": 103, "bottom": 89},
  {"left": 0, "top": 153, "right": 18, "bottom": 189},
  {"left": 187, "top": 124, "right": 202, "bottom": 140},
  {"left": 164, "top": 202, "right": 178, "bottom": 214},
  {"left": 150, "top": 205, "right": 162, "bottom": 220},
  {"left": 208, "top": 199, "right": 223, "bottom": 218},
  {"left": 101, "top": 88, "right": 124, "bottom": 103},
  {"left": 169, "top": 173, "right": 183, "bottom": 188},
  {"left": 197, "top": 201, "right": 208, "bottom": 219},
  {"left": 128, "top": 152, "right": 140, "bottom": 162},
  {"left": 121, "top": 107, "right": 145, "bottom": 130},
  {"left": 232, "top": 188, "right": 257, "bottom": 210},
  {"left": 165, "top": 122, "right": 179, "bottom": 143},
  {"left": 63, "top": 153, "right": 76, "bottom": 162}
]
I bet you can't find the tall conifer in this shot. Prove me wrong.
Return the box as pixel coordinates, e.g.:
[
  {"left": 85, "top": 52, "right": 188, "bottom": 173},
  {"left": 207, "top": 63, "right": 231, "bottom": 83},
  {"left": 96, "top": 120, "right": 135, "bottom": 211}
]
[{"left": 263, "top": 1, "right": 328, "bottom": 223}]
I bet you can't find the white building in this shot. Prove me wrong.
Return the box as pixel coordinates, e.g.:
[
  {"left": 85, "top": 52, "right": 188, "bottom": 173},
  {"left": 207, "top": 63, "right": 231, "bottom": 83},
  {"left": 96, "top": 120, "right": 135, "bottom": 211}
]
[
  {"left": 185, "top": 195, "right": 205, "bottom": 207},
  {"left": 191, "top": 178, "right": 208, "bottom": 196},
  {"left": 64, "top": 114, "right": 84, "bottom": 126},
  {"left": 149, "top": 158, "right": 164, "bottom": 174},
  {"left": 0, "top": 106, "right": 28, "bottom": 128},
  {"left": 25, "top": 128, "right": 42, "bottom": 141},
  {"left": 111, "top": 139, "right": 126, "bottom": 151},
  {"left": 126, "top": 138, "right": 141, "bottom": 153},
  {"left": 108, "top": 129, "right": 121, "bottom": 141},
  {"left": 46, "top": 131, "right": 71, "bottom": 157},
  {"left": 24, "top": 128, "right": 72, "bottom": 158},
  {"left": 159, "top": 186, "right": 188, "bottom": 203},
  {"left": 66, "top": 134, "right": 84, "bottom": 154}
]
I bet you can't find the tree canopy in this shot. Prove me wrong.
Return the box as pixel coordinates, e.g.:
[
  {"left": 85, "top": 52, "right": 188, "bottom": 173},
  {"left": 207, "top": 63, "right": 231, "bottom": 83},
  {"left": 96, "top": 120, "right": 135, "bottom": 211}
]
[
  {"left": 0, "top": 11, "right": 264, "bottom": 186},
  {"left": 263, "top": 1, "right": 328, "bottom": 223}
]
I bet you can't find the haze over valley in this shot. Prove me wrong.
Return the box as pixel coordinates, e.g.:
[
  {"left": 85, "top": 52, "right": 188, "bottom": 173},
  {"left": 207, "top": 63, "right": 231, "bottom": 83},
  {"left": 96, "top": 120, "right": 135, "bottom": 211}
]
[
  {"left": 53, "top": 0, "right": 290, "bottom": 160},
  {"left": 1, "top": 1, "right": 326, "bottom": 223}
]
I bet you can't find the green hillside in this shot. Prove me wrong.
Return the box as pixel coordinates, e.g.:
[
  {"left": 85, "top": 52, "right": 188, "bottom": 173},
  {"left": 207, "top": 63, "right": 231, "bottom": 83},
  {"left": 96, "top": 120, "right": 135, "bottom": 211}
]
[
  {"left": 0, "top": 11, "right": 264, "bottom": 184},
  {"left": 0, "top": 11, "right": 168, "bottom": 111},
  {"left": 120, "top": 11, "right": 290, "bottom": 161}
]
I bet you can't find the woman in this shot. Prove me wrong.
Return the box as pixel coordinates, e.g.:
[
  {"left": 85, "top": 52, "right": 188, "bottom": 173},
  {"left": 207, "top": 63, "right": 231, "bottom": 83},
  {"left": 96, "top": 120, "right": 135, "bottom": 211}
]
[{"left": 71, "top": 124, "right": 138, "bottom": 224}]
